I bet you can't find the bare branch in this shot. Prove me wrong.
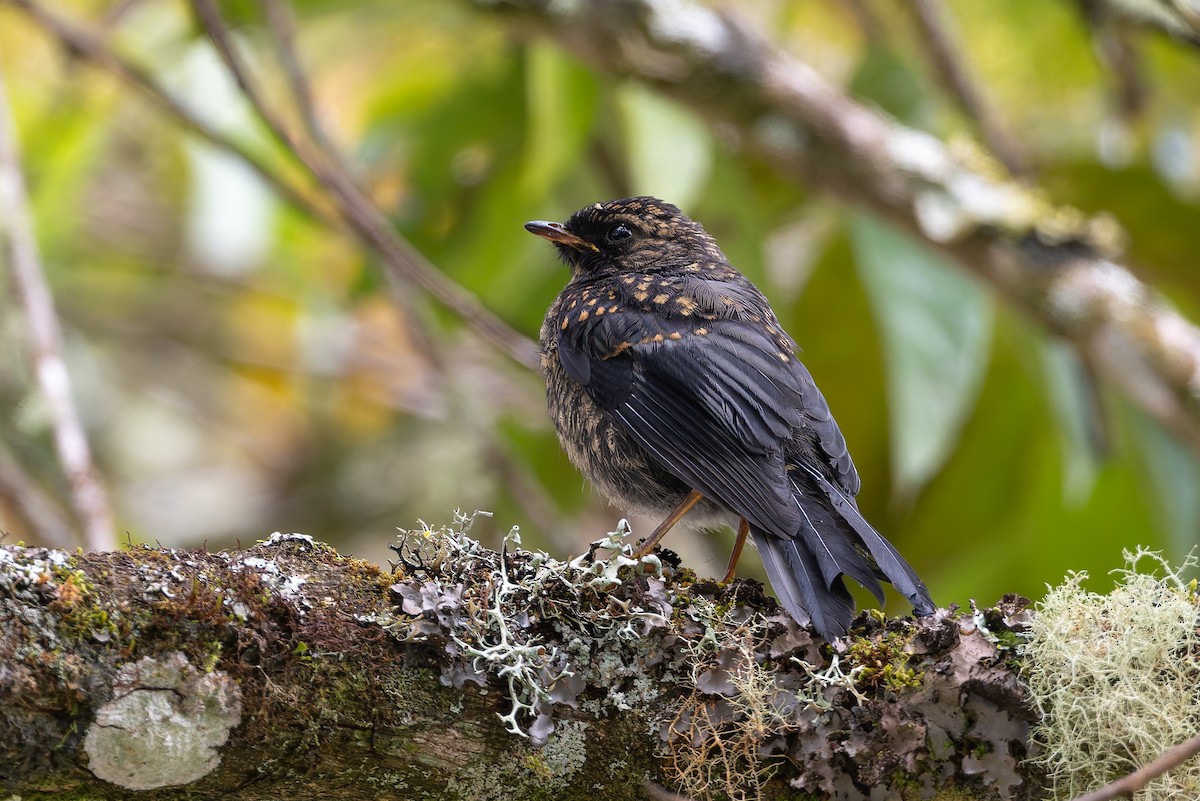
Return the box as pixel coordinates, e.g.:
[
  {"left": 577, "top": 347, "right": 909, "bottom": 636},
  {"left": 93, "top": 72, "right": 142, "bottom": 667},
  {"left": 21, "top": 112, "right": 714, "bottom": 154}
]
[
  {"left": 189, "top": 0, "right": 536, "bottom": 369},
  {"left": 1069, "top": 732, "right": 1200, "bottom": 801},
  {"left": 907, "top": 0, "right": 1029, "bottom": 175},
  {"left": 6, "top": 0, "right": 540, "bottom": 370},
  {"left": 477, "top": 0, "right": 1200, "bottom": 454},
  {"left": 262, "top": 0, "right": 339, "bottom": 158},
  {"left": 0, "top": 67, "right": 114, "bottom": 551},
  {"left": 1082, "top": 0, "right": 1200, "bottom": 47}
]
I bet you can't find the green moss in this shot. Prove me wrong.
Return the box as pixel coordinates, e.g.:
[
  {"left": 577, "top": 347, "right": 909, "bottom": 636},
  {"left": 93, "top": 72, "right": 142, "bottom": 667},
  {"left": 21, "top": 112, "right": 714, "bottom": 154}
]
[
  {"left": 846, "top": 630, "right": 924, "bottom": 693},
  {"left": 523, "top": 753, "right": 553, "bottom": 780},
  {"left": 53, "top": 569, "right": 120, "bottom": 645},
  {"left": 929, "top": 790, "right": 984, "bottom": 801}
]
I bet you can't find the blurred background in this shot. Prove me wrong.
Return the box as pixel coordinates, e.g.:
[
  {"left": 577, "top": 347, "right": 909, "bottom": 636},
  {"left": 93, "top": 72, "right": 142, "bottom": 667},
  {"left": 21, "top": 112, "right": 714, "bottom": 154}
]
[{"left": 1, "top": 0, "right": 1199, "bottom": 613}]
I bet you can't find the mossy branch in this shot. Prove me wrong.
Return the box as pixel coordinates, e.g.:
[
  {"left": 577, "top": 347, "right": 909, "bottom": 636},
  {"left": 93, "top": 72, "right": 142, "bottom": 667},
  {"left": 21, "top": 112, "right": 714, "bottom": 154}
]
[{"left": 1, "top": 518, "right": 1043, "bottom": 800}]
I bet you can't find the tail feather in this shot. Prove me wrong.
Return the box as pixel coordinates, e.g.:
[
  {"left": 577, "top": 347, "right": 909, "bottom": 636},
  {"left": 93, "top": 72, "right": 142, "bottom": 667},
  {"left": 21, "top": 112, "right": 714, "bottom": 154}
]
[
  {"left": 787, "top": 470, "right": 885, "bottom": 603},
  {"left": 794, "top": 462, "right": 935, "bottom": 616},
  {"left": 751, "top": 462, "right": 936, "bottom": 639},
  {"left": 753, "top": 527, "right": 853, "bottom": 640}
]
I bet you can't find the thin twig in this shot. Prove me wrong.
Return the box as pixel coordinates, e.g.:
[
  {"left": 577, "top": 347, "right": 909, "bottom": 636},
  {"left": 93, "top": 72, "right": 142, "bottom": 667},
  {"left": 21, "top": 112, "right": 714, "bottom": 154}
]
[
  {"left": 99, "top": 0, "right": 147, "bottom": 29},
  {"left": 262, "top": 0, "right": 339, "bottom": 158},
  {"left": 7, "top": 0, "right": 539, "bottom": 370},
  {"left": 0, "top": 66, "right": 115, "bottom": 551},
  {"left": 1068, "top": 732, "right": 1200, "bottom": 801},
  {"left": 838, "top": 0, "right": 885, "bottom": 45},
  {"left": 190, "top": 0, "right": 535, "bottom": 369},
  {"left": 257, "top": 0, "right": 442, "bottom": 368},
  {"left": 908, "top": 0, "right": 1029, "bottom": 175},
  {"left": 1079, "top": 1, "right": 1150, "bottom": 121}
]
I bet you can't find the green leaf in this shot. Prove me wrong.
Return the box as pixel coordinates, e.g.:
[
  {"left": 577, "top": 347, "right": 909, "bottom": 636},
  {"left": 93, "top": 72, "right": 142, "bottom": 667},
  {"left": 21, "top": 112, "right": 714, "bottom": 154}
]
[
  {"left": 1127, "top": 408, "right": 1200, "bottom": 557},
  {"left": 849, "top": 213, "right": 992, "bottom": 497},
  {"left": 616, "top": 83, "right": 712, "bottom": 209},
  {"left": 1038, "top": 338, "right": 1102, "bottom": 503},
  {"left": 518, "top": 42, "right": 599, "bottom": 200}
]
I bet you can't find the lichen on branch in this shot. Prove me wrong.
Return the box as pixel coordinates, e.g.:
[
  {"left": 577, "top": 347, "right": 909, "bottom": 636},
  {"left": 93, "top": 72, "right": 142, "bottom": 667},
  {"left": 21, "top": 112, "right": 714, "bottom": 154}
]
[
  {"left": 375, "top": 512, "right": 1039, "bottom": 800},
  {"left": 1, "top": 519, "right": 1040, "bottom": 800}
]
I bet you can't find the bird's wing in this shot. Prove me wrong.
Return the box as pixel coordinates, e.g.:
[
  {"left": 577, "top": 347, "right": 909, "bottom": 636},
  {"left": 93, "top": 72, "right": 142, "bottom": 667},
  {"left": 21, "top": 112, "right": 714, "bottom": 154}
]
[
  {"left": 557, "top": 306, "right": 809, "bottom": 538},
  {"left": 791, "top": 359, "right": 861, "bottom": 496},
  {"left": 677, "top": 273, "right": 862, "bottom": 497}
]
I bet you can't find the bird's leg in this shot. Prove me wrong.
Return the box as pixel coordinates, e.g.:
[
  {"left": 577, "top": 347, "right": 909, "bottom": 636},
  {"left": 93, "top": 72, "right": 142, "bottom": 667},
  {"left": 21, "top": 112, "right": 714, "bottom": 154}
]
[
  {"left": 720, "top": 519, "right": 750, "bottom": 583},
  {"left": 632, "top": 489, "right": 704, "bottom": 557}
]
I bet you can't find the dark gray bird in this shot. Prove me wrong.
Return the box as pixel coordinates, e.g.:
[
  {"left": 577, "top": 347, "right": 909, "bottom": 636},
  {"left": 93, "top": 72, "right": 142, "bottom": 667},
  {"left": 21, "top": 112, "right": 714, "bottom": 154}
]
[{"left": 526, "top": 196, "right": 934, "bottom": 640}]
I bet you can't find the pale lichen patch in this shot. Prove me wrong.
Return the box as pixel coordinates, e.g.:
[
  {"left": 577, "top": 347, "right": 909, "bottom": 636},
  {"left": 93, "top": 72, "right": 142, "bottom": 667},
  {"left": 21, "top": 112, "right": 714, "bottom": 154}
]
[
  {"left": 1026, "top": 549, "right": 1200, "bottom": 800},
  {"left": 83, "top": 652, "right": 243, "bottom": 791}
]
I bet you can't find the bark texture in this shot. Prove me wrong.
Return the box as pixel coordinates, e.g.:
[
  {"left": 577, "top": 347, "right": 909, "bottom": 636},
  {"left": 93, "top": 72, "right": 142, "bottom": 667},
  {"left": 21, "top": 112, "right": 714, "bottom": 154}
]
[{"left": 1, "top": 522, "right": 1038, "bottom": 800}]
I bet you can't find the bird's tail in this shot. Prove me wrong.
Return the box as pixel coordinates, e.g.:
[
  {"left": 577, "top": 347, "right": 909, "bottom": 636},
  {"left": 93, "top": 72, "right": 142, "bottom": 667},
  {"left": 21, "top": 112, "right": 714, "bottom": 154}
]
[
  {"left": 753, "top": 527, "right": 854, "bottom": 640},
  {"left": 752, "top": 465, "right": 935, "bottom": 641},
  {"left": 793, "top": 462, "right": 934, "bottom": 617}
]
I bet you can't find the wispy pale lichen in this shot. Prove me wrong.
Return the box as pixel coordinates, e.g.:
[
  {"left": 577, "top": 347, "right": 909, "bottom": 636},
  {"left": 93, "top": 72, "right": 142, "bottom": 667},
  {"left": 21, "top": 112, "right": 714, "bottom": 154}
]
[{"left": 1026, "top": 548, "right": 1200, "bottom": 800}]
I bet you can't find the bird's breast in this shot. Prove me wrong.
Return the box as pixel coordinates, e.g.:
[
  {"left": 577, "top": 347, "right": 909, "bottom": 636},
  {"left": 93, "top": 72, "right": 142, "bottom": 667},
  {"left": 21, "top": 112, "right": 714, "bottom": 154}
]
[{"left": 540, "top": 303, "right": 700, "bottom": 518}]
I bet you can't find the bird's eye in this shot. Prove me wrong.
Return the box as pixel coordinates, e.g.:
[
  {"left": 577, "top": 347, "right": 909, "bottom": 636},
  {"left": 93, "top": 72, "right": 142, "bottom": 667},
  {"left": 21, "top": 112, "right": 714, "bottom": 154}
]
[{"left": 606, "top": 224, "right": 633, "bottom": 242}]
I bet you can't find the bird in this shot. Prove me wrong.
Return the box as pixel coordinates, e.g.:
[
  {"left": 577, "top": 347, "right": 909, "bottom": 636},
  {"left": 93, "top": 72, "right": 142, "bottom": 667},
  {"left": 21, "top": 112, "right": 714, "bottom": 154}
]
[{"left": 525, "top": 196, "right": 934, "bottom": 641}]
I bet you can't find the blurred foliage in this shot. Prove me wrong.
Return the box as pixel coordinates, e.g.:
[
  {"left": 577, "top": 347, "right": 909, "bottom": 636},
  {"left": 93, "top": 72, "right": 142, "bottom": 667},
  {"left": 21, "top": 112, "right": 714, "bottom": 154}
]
[{"left": 1, "top": 0, "right": 1200, "bottom": 613}]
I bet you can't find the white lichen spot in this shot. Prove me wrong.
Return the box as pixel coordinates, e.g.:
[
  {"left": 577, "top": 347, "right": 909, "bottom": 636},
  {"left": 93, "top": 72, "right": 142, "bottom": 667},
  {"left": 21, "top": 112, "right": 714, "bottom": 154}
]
[
  {"left": 84, "top": 652, "right": 242, "bottom": 791},
  {"left": 914, "top": 171, "right": 1036, "bottom": 243},
  {"left": 913, "top": 189, "right": 971, "bottom": 243},
  {"left": 0, "top": 546, "right": 71, "bottom": 590},
  {"left": 644, "top": 0, "right": 730, "bottom": 54},
  {"left": 1152, "top": 313, "right": 1200, "bottom": 398},
  {"left": 539, "top": 721, "right": 589, "bottom": 789},
  {"left": 946, "top": 172, "right": 1031, "bottom": 227},
  {"left": 235, "top": 556, "right": 309, "bottom": 608},
  {"left": 262, "top": 531, "right": 317, "bottom": 549},
  {"left": 887, "top": 128, "right": 953, "bottom": 180},
  {"left": 1047, "top": 260, "right": 1145, "bottom": 326}
]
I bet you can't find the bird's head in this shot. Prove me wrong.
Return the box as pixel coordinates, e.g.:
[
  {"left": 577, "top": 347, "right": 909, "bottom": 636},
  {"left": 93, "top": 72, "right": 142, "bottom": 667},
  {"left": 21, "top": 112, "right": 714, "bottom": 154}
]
[{"left": 525, "top": 196, "right": 723, "bottom": 280}]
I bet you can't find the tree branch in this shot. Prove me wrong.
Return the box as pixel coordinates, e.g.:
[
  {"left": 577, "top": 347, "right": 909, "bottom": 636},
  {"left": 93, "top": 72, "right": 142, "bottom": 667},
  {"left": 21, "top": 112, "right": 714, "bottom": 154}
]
[
  {"left": 0, "top": 526, "right": 1038, "bottom": 799},
  {"left": 261, "top": 0, "right": 340, "bottom": 162},
  {"left": 0, "top": 66, "right": 114, "bottom": 551},
  {"left": 1069, "top": 732, "right": 1200, "bottom": 801},
  {"left": 4, "top": 0, "right": 540, "bottom": 370},
  {"left": 478, "top": 0, "right": 1200, "bottom": 453}
]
